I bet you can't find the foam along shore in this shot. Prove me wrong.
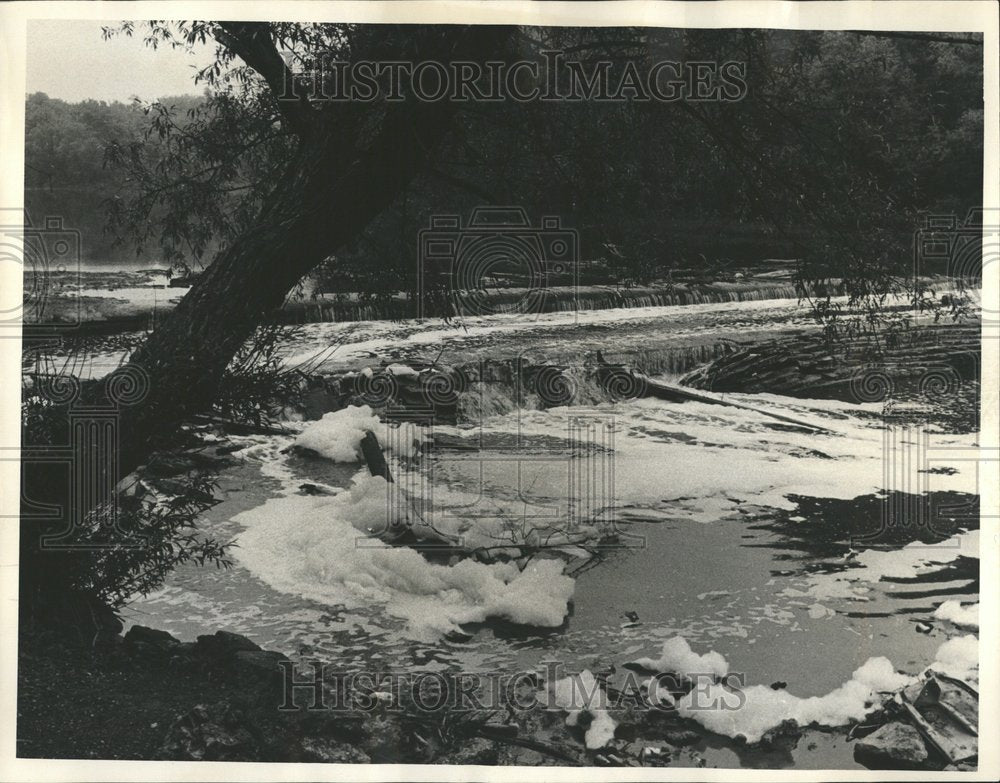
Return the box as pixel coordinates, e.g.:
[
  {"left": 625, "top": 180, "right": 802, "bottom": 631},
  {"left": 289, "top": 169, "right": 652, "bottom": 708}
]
[{"left": 631, "top": 635, "right": 978, "bottom": 745}]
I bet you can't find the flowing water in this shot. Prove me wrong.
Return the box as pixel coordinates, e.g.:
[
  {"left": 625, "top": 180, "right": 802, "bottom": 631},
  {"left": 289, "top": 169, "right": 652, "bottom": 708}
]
[
  {"left": 83, "top": 292, "right": 979, "bottom": 769},
  {"left": 31, "top": 288, "right": 957, "bottom": 382},
  {"left": 127, "top": 386, "right": 979, "bottom": 765}
]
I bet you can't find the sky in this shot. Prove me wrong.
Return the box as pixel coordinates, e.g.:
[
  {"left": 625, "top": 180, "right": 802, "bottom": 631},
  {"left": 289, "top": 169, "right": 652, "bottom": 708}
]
[{"left": 26, "top": 20, "right": 214, "bottom": 103}]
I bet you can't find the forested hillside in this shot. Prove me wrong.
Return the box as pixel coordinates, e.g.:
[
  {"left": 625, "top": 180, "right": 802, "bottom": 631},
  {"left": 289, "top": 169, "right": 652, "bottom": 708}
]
[
  {"left": 25, "top": 92, "right": 206, "bottom": 264},
  {"left": 26, "top": 29, "right": 983, "bottom": 280}
]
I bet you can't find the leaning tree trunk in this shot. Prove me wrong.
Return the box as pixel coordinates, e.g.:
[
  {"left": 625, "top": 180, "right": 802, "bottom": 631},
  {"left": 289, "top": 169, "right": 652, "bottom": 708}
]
[
  {"left": 118, "top": 25, "right": 514, "bottom": 474},
  {"left": 120, "top": 127, "right": 433, "bottom": 469}
]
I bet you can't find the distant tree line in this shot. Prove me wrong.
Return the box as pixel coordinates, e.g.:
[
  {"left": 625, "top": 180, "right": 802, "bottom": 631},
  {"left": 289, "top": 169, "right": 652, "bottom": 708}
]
[
  {"left": 25, "top": 92, "right": 218, "bottom": 265},
  {"left": 25, "top": 29, "right": 982, "bottom": 279}
]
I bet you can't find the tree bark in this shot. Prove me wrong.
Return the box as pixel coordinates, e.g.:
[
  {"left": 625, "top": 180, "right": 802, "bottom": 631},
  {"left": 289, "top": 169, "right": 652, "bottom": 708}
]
[{"left": 119, "top": 25, "right": 512, "bottom": 473}]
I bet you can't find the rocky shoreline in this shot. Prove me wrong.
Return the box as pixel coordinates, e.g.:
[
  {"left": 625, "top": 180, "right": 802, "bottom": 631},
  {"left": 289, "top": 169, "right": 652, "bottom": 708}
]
[{"left": 16, "top": 612, "right": 977, "bottom": 769}]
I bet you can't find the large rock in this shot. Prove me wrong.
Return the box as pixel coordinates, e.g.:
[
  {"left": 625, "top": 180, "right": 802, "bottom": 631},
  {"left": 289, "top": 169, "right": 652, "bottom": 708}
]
[
  {"left": 124, "top": 625, "right": 180, "bottom": 654},
  {"left": 358, "top": 713, "right": 410, "bottom": 763},
  {"left": 196, "top": 630, "right": 262, "bottom": 658},
  {"left": 144, "top": 452, "right": 198, "bottom": 477},
  {"left": 161, "top": 702, "right": 260, "bottom": 761},
  {"left": 445, "top": 736, "right": 500, "bottom": 765},
  {"left": 663, "top": 729, "right": 701, "bottom": 746},
  {"left": 233, "top": 649, "right": 289, "bottom": 680},
  {"left": 853, "top": 722, "right": 930, "bottom": 770}
]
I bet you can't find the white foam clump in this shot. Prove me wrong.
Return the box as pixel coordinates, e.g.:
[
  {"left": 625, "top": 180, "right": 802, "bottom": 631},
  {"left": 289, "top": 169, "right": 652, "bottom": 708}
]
[
  {"left": 233, "top": 472, "right": 575, "bottom": 638},
  {"left": 293, "top": 404, "right": 382, "bottom": 462},
  {"left": 677, "top": 656, "right": 914, "bottom": 744},
  {"left": 630, "top": 636, "right": 729, "bottom": 678},
  {"left": 934, "top": 600, "right": 979, "bottom": 629},
  {"left": 930, "top": 634, "right": 978, "bottom": 680},
  {"left": 551, "top": 669, "right": 617, "bottom": 749}
]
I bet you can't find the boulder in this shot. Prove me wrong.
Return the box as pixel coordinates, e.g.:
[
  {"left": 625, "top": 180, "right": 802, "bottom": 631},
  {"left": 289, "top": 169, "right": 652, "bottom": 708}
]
[
  {"left": 445, "top": 736, "right": 500, "bottom": 765},
  {"left": 144, "top": 453, "right": 197, "bottom": 478},
  {"left": 853, "top": 722, "right": 930, "bottom": 770},
  {"left": 663, "top": 729, "right": 701, "bottom": 746},
  {"left": 358, "top": 714, "right": 409, "bottom": 763},
  {"left": 171, "top": 641, "right": 200, "bottom": 659},
  {"left": 124, "top": 625, "right": 180, "bottom": 653},
  {"left": 161, "top": 701, "right": 260, "bottom": 761},
  {"left": 196, "top": 630, "right": 262, "bottom": 658},
  {"left": 234, "top": 649, "right": 289, "bottom": 679}
]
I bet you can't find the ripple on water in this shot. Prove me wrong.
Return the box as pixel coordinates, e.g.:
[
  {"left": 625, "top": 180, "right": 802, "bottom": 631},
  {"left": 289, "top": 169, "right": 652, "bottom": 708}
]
[{"left": 129, "top": 393, "right": 978, "bottom": 708}]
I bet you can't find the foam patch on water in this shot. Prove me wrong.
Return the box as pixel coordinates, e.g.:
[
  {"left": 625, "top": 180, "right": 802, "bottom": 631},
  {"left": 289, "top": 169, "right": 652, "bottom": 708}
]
[
  {"left": 226, "top": 433, "right": 302, "bottom": 492},
  {"left": 232, "top": 473, "right": 575, "bottom": 638},
  {"left": 787, "top": 528, "right": 979, "bottom": 603},
  {"left": 671, "top": 633, "right": 978, "bottom": 743},
  {"left": 934, "top": 600, "right": 979, "bottom": 629},
  {"left": 551, "top": 669, "right": 618, "bottom": 749},
  {"left": 929, "top": 634, "right": 979, "bottom": 680},
  {"left": 677, "top": 656, "right": 914, "bottom": 743},
  {"left": 629, "top": 636, "right": 729, "bottom": 678},
  {"left": 293, "top": 404, "right": 382, "bottom": 462},
  {"left": 434, "top": 395, "right": 978, "bottom": 525}
]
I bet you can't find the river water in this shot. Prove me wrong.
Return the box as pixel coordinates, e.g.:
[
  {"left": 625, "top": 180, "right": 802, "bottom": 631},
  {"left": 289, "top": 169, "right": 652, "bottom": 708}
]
[{"left": 94, "top": 294, "right": 982, "bottom": 768}]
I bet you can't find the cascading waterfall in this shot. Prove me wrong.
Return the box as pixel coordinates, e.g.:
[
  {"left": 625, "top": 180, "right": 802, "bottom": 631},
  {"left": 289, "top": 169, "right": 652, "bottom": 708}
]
[{"left": 319, "top": 339, "right": 744, "bottom": 425}]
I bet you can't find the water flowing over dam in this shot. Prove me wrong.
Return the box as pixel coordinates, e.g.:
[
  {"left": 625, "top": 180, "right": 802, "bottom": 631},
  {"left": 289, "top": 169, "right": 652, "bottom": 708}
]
[
  {"left": 279, "top": 281, "right": 826, "bottom": 325},
  {"left": 39, "top": 272, "right": 838, "bottom": 336}
]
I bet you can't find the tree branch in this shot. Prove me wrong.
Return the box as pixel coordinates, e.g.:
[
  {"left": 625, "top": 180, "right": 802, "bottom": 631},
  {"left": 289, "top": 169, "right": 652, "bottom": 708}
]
[{"left": 213, "top": 22, "right": 314, "bottom": 136}]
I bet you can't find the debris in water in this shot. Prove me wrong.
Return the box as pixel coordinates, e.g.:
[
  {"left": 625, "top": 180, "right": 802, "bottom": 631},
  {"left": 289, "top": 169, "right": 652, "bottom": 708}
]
[
  {"left": 620, "top": 610, "right": 641, "bottom": 628},
  {"left": 853, "top": 721, "right": 929, "bottom": 770},
  {"left": 900, "top": 673, "right": 978, "bottom": 765},
  {"left": 360, "top": 430, "right": 392, "bottom": 482}
]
